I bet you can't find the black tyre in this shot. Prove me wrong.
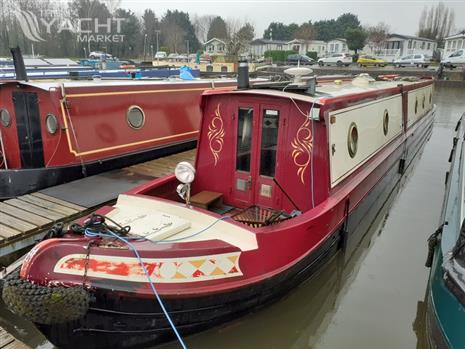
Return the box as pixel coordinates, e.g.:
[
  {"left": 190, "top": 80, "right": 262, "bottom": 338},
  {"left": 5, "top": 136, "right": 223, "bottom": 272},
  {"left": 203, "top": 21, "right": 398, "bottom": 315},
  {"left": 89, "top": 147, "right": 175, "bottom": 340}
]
[{"left": 336, "top": 60, "right": 343, "bottom": 67}]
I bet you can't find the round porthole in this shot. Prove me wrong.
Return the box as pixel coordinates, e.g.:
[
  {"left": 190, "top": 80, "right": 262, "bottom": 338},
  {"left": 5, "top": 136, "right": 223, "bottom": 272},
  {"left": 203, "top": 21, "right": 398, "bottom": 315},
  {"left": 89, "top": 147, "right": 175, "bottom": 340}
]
[
  {"left": 415, "top": 98, "right": 418, "bottom": 114},
  {"left": 127, "top": 106, "right": 145, "bottom": 129},
  {"left": 422, "top": 95, "right": 426, "bottom": 109},
  {"left": 45, "top": 113, "right": 58, "bottom": 134},
  {"left": 0, "top": 109, "right": 11, "bottom": 127},
  {"left": 347, "top": 122, "right": 358, "bottom": 158},
  {"left": 383, "top": 109, "right": 389, "bottom": 136}
]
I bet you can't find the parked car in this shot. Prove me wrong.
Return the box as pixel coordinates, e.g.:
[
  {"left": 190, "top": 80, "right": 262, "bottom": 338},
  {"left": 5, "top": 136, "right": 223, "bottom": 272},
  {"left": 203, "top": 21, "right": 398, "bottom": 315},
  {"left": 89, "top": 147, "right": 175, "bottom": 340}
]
[
  {"left": 286, "top": 54, "right": 315, "bottom": 66},
  {"left": 154, "top": 51, "right": 167, "bottom": 59},
  {"left": 89, "top": 51, "right": 112, "bottom": 60},
  {"left": 318, "top": 53, "right": 352, "bottom": 67},
  {"left": 357, "top": 55, "right": 386, "bottom": 67},
  {"left": 177, "top": 54, "right": 188, "bottom": 61},
  {"left": 167, "top": 53, "right": 179, "bottom": 60},
  {"left": 393, "top": 54, "right": 432, "bottom": 68},
  {"left": 441, "top": 49, "right": 465, "bottom": 68}
]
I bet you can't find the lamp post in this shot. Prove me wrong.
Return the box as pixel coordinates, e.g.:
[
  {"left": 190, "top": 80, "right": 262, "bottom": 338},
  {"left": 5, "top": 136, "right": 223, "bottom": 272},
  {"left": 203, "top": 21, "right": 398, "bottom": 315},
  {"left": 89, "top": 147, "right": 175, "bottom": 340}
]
[
  {"left": 155, "top": 30, "right": 160, "bottom": 52},
  {"left": 186, "top": 40, "right": 189, "bottom": 56},
  {"left": 143, "top": 33, "right": 147, "bottom": 60},
  {"left": 83, "top": 47, "right": 87, "bottom": 58}
]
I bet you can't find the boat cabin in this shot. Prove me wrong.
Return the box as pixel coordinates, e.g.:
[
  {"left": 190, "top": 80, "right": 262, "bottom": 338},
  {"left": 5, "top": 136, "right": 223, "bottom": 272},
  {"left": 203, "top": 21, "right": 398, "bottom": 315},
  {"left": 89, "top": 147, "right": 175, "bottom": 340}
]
[{"left": 130, "top": 73, "right": 435, "bottom": 228}]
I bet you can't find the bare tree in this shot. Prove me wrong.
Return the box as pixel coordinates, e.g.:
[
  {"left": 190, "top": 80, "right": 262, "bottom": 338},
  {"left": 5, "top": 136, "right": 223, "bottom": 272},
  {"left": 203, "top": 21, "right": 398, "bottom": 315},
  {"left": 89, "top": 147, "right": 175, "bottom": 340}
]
[
  {"left": 365, "top": 22, "right": 390, "bottom": 52},
  {"left": 192, "top": 14, "right": 215, "bottom": 43},
  {"left": 226, "top": 22, "right": 254, "bottom": 59},
  {"left": 162, "top": 21, "right": 185, "bottom": 53},
  {"left": 418, "top": 2, "right": 454, "bottom": 45}
]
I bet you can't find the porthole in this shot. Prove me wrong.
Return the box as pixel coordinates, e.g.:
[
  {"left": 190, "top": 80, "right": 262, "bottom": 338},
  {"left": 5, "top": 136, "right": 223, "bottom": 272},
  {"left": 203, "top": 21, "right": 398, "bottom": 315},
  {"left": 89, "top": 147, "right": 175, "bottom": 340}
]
[
  {"left": 347, "top": 122, "right": 358, "bottom": 158},
  {"left": 45, "top": 113, "right": 58, "bottom": 134},
  {"left": 383, "top": 109, "right": 389, "bottom": 136},
  {"left": 415, "top": 98, "right": 418, "bottom": 114},
  {"left": 0, "top": 109, "right": 11, "bottom": 127},
  {"left": 221, "top": 66, "right": 228, "bottom": 73},
  {"left": 422, "top": 95, "right": 426, "bottom": 109},
  {"left": 127, "top": 106, "right": 145, "bottom": 129}
]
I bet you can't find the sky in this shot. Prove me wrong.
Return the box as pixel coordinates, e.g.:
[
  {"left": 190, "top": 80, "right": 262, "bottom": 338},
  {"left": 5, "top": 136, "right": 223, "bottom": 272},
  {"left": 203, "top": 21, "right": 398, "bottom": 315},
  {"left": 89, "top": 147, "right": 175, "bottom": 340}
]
[{"left": 120, "top": 0, "right": 465, "bottom": 38}]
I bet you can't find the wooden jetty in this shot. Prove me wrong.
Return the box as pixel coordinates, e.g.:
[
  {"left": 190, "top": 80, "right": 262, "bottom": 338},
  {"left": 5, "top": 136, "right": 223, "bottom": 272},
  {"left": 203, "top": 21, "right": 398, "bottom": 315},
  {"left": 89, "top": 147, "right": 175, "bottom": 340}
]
[
  {"left": 0, "top": 149, "right": 196, "bottom": 259},
  {"left": 0, "top": 326, "right": 29, "bottom": 349}
]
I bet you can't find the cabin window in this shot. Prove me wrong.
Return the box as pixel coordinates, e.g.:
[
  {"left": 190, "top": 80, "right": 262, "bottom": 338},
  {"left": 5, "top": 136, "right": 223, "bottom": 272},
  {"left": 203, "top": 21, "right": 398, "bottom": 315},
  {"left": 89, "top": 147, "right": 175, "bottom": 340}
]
[
  {"left": 422, "top": 95, "right": 426, "bottom": 109},
  {"left": 0, "top": 109, "right": 11, "bottom": 127},
  {"left": 127, "top": 105, "right": 145, "bottom": 129},
  {"left": 383, "top": 109, "right": 389, "bottom": 136},
  {"left": 415, "top": 98, "right": 419, "bottom": 114},
  {"left": 429, "top": 92, "right": 432, "bottom": 104},
  {"left": 45, "top": 113, "right": 58, "bottom": 134},
  {"left": 236, "top": 108, "right": 253, "bottom": 172},
  {"left": 347, "top": 122, "right": 358, "bottom": 158},
  {"left": 260, "top": 109, "right": 279, "bottom": 177}
]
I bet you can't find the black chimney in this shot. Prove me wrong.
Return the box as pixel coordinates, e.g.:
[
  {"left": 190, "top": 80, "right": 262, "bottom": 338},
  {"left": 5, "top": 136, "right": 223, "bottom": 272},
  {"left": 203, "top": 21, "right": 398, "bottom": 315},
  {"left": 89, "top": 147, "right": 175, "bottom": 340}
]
[
  {"left": 10, "top": 47, "right": 28, "bottom": 81},
  {"left": 237, "top": 59, "right": 249, "bottom": 89}
]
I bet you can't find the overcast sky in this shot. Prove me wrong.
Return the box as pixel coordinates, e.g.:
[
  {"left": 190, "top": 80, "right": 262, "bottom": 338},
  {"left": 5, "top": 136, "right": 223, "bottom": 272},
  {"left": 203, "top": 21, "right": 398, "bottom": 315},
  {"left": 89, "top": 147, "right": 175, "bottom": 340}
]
[{"left": 120, "top": 0, "right": 465, "bottom": 38}]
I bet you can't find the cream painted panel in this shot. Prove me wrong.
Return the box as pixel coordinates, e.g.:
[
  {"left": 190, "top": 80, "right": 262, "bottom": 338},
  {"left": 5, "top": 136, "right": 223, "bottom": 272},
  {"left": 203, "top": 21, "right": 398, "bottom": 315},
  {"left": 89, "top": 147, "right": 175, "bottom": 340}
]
[
  {"left": 329, "top": 94, "right": 403, "bottom": 187},
  {"left": 407, "top": 85, "right": 434, "bottom": 127}
]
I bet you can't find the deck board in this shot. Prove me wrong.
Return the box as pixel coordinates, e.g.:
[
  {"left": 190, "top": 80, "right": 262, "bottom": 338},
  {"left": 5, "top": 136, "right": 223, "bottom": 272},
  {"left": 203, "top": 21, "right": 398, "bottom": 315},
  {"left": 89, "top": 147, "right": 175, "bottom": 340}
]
[
  {"left": 5, "top": 199, "right": 66, "bottom": 221},
  {"left": 0, "top": 212, "right": 37, "bottom": 233},
  {"left": 30, "top": 192, "right": 86, "bottom": 211},
  {"left": 0, "top": 225, "right": 22, "bottom": 242},
  {"left": 18, "top": 195, "right": 78, "bottom": 216},
  {"left": 0, "top": 202, "right": 51, "bottom": 226}
]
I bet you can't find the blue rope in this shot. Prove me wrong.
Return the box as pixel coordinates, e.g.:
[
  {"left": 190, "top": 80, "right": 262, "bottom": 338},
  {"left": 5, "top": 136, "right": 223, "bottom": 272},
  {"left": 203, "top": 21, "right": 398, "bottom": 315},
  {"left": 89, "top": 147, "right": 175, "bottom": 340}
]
[{"left": 84, "top": 228, "right": 188, "bottom": 349}]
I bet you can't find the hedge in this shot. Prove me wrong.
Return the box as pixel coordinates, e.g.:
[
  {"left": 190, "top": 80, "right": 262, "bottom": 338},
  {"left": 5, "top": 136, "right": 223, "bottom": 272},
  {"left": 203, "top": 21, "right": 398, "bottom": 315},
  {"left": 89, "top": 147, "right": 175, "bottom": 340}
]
[{"left": 264, "top": 50, "right": 297, "bottom": 62}]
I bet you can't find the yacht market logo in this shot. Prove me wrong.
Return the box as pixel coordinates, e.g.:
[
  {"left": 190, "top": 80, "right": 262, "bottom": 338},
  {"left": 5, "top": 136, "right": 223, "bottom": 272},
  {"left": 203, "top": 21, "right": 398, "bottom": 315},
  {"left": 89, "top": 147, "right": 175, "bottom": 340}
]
[{"left": 13, "top": 9, "right": 125, "bottom": 43}]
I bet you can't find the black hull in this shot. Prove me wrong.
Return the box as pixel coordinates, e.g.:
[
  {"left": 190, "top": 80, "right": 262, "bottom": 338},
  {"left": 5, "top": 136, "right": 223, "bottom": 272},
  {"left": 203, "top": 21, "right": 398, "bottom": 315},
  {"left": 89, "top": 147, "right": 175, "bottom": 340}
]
[
  {"left": 35, "top": 115, "right": 434, "bottom": 348},
  {"left": 0, "top": 140, "right": 196, "bottom": 200}
]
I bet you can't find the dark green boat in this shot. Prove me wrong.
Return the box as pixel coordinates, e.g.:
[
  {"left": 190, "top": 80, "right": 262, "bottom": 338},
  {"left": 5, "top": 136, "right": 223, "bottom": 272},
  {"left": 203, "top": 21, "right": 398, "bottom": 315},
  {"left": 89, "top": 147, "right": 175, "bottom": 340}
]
[{"left": 426, "top": 113, "right": 465, "bottom": 349}]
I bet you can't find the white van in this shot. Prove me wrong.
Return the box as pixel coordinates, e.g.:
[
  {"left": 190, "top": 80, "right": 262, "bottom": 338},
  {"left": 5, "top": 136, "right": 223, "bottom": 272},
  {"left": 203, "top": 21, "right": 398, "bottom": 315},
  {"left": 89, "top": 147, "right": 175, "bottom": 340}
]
[{"left": 442, "top": 49, "right": 465, "bottom": 68}]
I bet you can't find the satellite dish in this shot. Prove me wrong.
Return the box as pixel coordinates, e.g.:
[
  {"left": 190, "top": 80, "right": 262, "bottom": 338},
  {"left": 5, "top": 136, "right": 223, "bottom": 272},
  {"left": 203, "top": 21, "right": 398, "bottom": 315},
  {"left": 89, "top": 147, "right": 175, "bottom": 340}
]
[{"left": 284, "top": 67, "right": 314, "bottom": 86}]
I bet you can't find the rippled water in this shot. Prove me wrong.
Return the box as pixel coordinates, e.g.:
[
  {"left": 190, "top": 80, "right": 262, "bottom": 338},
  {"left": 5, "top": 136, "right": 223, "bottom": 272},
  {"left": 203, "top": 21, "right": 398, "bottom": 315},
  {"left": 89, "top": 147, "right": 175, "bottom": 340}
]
[{"left": 0, "top": 86, "right": 462, "bottom": 349}]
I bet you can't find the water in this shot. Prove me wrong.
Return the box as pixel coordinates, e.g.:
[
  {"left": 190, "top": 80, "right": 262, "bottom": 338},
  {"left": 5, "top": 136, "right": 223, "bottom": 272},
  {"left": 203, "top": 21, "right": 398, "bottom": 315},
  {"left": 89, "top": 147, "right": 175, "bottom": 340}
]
[{"left": 0, "top": 86, "right": 463, "bottom": 349}]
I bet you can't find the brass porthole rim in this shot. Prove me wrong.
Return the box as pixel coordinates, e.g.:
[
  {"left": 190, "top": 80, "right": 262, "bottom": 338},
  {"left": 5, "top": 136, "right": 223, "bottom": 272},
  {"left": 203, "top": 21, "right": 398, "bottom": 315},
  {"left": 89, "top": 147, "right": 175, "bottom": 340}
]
[
  {"left": 347, "top": 122, "right": 358, "bottom": 158},
  {"left": 126, "top": 105, "right": 146, "bottom": 130}
]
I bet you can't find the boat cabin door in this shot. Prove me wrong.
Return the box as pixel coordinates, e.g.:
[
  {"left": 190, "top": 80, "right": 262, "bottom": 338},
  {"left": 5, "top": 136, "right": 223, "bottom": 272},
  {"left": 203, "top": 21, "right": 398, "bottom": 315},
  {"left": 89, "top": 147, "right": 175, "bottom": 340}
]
[{"left": 232, "top": 103, "right": 282, "bottom": 209}]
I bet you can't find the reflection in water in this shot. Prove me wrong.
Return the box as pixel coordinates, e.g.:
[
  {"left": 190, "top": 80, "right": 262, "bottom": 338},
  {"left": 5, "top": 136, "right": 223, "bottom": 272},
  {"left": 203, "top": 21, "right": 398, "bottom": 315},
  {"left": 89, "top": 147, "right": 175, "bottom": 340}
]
[{"left": 0, "top": 86, "right": 462, "bottom": 349}]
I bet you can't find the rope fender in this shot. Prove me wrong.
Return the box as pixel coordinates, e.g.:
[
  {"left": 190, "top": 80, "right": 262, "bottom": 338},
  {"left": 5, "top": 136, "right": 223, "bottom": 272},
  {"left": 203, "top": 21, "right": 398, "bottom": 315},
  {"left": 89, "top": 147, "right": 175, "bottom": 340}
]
[{"left": 2, "top": 269, "right": 91, "bottom": 325}]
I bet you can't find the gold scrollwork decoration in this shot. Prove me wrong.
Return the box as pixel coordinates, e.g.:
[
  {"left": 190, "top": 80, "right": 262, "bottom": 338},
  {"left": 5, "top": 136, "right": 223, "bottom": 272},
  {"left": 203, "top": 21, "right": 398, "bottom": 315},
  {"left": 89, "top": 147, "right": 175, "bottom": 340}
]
[
  {"left": 207, "top": 103, "right": 225, "bottom": 166},
  {"left": 291, "top": 118, "right": 313, "bottom": 184}
]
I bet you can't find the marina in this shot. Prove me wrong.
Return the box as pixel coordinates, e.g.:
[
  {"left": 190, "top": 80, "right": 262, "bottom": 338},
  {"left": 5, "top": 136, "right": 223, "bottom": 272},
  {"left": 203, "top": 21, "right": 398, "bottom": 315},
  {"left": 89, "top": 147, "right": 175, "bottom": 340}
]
[{"left": 0, "top": 1, "right": 464, "bottom": 348}]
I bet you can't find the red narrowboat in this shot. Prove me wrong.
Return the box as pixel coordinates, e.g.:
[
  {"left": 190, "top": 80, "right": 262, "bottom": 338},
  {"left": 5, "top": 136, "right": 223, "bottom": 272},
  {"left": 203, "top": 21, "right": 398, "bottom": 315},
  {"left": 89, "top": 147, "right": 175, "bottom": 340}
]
[
  {"left": 2, "top": 70, "right": 435, "bottom": 348},
  {"left": 0, "top": 78, "right": 235, "bottom": 199}
]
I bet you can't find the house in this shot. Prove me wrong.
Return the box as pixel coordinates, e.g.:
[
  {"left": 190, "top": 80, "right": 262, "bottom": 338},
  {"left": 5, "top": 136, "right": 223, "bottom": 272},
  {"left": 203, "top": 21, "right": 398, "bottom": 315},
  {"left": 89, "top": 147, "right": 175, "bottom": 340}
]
[
  {"left": 287, "top": 39, "right": 327, "bottom": 57},
  {"left": 327, "top": 38, "right": 349, "bottom": 54},
  {"left": 444, "top": 31, "right": 465, "bottom": 56},
  {"left": 249, "top": 39, "right": 288, "bottom": 58},
  {"left": 204, "top": 38, "right": 226, "bottom": 56},
  {"left": 364, "top": 34, "right": 437, "bottom": 61}
]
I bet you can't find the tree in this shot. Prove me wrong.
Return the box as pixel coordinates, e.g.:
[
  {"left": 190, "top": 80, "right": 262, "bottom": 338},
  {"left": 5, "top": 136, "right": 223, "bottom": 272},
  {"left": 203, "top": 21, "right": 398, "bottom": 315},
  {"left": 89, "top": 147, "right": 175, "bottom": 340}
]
[
  {"left": 365, "top": 22, "right": 390, "bottom": 49},
  {"left": 294, "top": 22, "right": 317, "bottom": 41},
  {"left": 192, "top": 14, "right": 215, "bottom": 43},
  {"left": 111, "top": 8, "right": 141, "bottom": 58},
  {"left": 142, "top": 9, "right": 159, "bottom": 54},
  {"left": 345, "top": 28, "right": 367, "bottom": 54},
  {"left": 263, "top": 22, "right": 298, "bottom": 41},
  {"left": 227, "top": 22, "right": 254, "bottom": 58},
  {"left": 161, "top": 10, "right": 200, "bottom": 53},
  {"left": 314, "top": 13, "right": 361, "bottom": 42},
  {"left": 418, "top": 3, "right": 454, "bottom": 46},
  {"left": 207, "top": 16, "right": 227, "bottom": 40}
]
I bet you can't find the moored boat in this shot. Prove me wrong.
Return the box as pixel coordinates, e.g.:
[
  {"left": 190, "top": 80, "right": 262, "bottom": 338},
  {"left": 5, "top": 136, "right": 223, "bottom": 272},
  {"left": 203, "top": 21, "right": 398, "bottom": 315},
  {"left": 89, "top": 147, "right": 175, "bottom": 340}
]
[
  {"left": 2, "top": 67, "right": 436, "bottom": 348},
  {"left": 0, "top": 77, "right": 235, "bottom": 199},
  {"left": 425, "top": 113, "right": 465, "bottom": 349}
]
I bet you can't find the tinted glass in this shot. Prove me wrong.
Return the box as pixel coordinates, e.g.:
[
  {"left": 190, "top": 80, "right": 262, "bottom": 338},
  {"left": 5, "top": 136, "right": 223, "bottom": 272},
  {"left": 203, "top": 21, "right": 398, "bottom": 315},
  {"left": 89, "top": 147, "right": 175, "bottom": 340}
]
[
  {"left": 260, "top": 110, "right": 279, "bottom": 177},
  {"left": 236, "top": 108, "right": 253, "bottom": 172}
]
